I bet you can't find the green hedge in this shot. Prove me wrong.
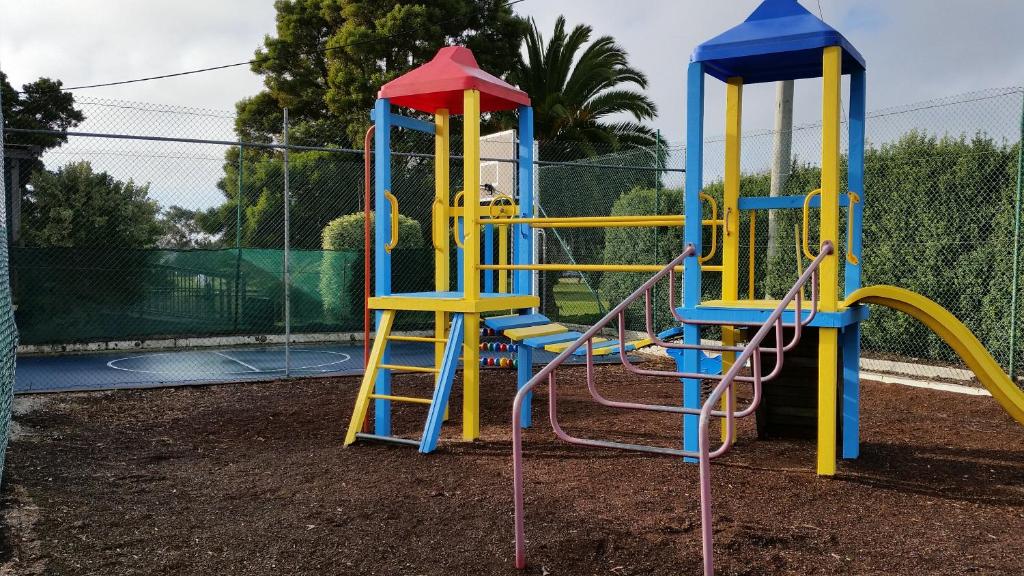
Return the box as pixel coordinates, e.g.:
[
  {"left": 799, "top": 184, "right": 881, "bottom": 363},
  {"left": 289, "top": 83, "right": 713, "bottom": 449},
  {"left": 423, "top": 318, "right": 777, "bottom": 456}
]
[
  {"left": 318, "top": 212, "right": 435, "bottom": 330},
  {"left": 598, "top": 132, "right": 1023, "bottom": 370}
]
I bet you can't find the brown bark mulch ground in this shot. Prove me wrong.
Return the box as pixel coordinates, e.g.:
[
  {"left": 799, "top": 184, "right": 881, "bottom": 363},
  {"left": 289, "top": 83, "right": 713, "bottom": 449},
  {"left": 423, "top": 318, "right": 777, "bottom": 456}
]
[{"left": 1, "top": 360, "right": 1022, "bottom": 575}]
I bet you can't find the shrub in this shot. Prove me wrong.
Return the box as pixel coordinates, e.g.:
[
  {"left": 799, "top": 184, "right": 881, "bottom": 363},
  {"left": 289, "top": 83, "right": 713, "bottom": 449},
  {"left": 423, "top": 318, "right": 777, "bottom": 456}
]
[{"left": 319, "top": 211, "right": 424, "bottom": 323}]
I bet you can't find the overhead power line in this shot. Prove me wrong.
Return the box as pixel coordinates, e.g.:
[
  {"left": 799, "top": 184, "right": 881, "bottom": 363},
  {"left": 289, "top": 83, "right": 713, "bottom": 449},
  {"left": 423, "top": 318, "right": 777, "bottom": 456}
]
[{"left": 19, "top": 0, "right": 526, "bottom": 93}]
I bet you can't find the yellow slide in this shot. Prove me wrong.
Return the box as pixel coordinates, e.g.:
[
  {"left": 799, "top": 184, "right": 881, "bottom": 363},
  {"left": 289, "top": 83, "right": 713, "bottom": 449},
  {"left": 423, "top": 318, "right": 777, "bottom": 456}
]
[{"left": 844, "top": 285, "right": 1024, "bottom": 425}]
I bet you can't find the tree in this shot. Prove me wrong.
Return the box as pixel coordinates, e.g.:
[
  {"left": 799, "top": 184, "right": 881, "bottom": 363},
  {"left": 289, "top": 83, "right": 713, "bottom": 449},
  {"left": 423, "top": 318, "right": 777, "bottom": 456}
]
[
  {"left": 510, "top": 16, "right": 658, "bottom": 161},
  {"left": 1, "top": 71, "right": 84, "bottom": 229},
  {"left": 236, "top": 0, "right": 527, "bottom": 147},
  {"left": 158, "top": 206, "right": 218, "bottom": 249},
  {"left": 23, "top": 161, "right": 162, "bottom": 248}
]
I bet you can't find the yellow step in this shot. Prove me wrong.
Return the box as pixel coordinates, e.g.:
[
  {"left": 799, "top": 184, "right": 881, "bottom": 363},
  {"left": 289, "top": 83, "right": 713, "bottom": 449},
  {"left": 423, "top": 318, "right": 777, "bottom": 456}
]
[
  {"left": 369, "top": 394, "right": 433, "bottom": 405},
  {"left": 545, "top": 337, "right": 608, "bottom": 353},
  {"left": 379, "top": 364, "right": 439, "bottom": 374},
  {"left": 592, "top": 337, "right": 653, "bottom": 355},
  {"left": 505, "top": 323, "right": 568, "bottom": 342}
]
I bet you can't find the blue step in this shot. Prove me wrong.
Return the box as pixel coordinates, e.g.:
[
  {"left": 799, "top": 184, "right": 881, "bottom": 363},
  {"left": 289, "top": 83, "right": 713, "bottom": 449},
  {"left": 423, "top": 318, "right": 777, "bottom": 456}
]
[
  {"left": 572, "top": 340, "right": 630, "bottom": 356},
  {"left": 484, "top": 313, "right": 551, "bottom": 332},
  {"left": 522, "top": 331, "right": 582, "bottom": 348},
  {"left": 658, "top": 326, "right": 685, "bottom": 340}
]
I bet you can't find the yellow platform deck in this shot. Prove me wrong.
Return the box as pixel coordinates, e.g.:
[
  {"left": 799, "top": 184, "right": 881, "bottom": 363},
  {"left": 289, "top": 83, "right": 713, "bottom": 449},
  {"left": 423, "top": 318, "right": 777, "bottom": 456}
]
[{"left": 368, "top": 291, "right": 538, "bottom": 313}]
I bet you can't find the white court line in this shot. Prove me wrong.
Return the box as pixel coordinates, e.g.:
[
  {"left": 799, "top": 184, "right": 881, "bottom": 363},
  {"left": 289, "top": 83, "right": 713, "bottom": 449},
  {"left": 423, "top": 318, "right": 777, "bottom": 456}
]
[
  {"left": 212, "top": 351, "right": 261, "bottom": 373},
  {"left": 106, "top": 349, "right": 354, "bottom": 376}
]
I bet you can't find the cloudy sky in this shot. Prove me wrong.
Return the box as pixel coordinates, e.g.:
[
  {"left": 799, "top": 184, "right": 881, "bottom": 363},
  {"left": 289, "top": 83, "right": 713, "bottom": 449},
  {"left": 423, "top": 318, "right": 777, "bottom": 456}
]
[
  {"left": 3, "top": 1, "right": 1024, "bottom": 139},
  {"left": 2, "top": 1, "right": 1024, "bottom": 208}
]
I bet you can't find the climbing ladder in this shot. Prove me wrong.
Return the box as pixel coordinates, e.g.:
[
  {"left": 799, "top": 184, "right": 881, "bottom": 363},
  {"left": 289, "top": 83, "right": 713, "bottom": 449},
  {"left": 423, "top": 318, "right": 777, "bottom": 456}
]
[{"left": 344, "top": 312, "right": 465, "bottom": 453}]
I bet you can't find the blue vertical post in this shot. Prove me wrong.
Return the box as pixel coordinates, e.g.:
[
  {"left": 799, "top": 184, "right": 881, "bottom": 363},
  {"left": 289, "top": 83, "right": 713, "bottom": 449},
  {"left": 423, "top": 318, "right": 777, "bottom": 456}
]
[
  {"left": 484, "top": 224, "right": 495, "bottom": 292},
  {"left": 681, "top": 63, "right": 706, "bottom": 461},
  {"left": 373, "top": 99, "right": 393, "bottom": 436},
  {"left": 515, "top": 106, "right": 535, "bottom": 427},
  {"left": 845, "top": 70, "right": 866, "bottom": 295},
  {"left": 842, "top": 70, "right": 866, "bottom": 459},
  {"left": 841, "top": 324, "right": 861, "bottom": 459}
]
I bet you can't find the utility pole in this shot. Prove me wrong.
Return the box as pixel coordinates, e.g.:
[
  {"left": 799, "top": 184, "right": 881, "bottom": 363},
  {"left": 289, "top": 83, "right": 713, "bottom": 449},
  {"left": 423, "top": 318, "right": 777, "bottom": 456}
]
[{"left": 767, "top": 80, "right": 794, "bottom": 297}]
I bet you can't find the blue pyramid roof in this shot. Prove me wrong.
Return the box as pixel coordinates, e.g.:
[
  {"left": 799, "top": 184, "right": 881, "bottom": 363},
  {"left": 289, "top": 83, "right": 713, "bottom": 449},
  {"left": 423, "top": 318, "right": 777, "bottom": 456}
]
[{"left": 691, "top": 0, "right": 865, "bottom": 84}]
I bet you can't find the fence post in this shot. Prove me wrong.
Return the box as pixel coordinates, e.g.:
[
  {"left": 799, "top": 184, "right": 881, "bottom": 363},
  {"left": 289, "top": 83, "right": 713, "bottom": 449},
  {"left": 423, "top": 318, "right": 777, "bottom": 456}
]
[
  {"left": 654, "top": 129, "right": 661, "bottom": 319},
  {"left": 1009, "top": 92, "right": 1024, "bottom": 380},
  {"left": 283, "top": 109, "right": 291, "bottom": 377},
  {"left": 234, "top": 144, "right": 243, "bottom": 331}
]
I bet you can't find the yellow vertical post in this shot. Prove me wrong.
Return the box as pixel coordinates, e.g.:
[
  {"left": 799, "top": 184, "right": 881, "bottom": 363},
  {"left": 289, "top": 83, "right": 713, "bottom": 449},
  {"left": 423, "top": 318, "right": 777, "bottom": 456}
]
[
  {"left": 720, "top": 77, "right": 743, "bottom": 442},
  {"left": 462, "top": 90, "right": 482, "bottom": 440},
  {"left": 498, "top": 223, "right": 509, "bottom": 292},
  {"left": 434, "top": 110, "right": 450, "bottom": 369},
  {"left": 434, "top": 110, "right": 451, "bottom": 421},
  {"left": 817, "top": 46, "right": 842, "bottom": 476}
]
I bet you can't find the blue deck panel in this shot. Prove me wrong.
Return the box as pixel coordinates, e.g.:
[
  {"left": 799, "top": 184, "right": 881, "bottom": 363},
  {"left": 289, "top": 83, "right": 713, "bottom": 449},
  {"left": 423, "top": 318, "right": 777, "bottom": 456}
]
[
  {"left": 484, "top": 313, "right": 551, "bottom": 331},
  {"left": 392, "top": 291, "right": 532, "bottom": 300}
]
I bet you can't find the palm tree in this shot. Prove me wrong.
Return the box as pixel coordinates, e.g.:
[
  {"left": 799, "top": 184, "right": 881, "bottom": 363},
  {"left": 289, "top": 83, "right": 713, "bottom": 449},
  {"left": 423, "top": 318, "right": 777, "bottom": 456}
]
[{"left": 511, "top": 16, "right": 658, "bottom": 160}]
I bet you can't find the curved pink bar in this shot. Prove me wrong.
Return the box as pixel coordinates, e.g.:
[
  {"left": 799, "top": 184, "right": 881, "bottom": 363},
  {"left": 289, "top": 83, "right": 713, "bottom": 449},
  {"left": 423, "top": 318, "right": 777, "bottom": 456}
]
[{"left": 511, "top": 241, "right": 835, "bottom": 576}]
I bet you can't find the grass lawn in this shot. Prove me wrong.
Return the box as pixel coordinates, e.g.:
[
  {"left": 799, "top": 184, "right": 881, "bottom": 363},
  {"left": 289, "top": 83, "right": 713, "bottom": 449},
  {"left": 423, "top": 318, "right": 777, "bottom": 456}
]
[{"left": 552, "top": 277, "right": 608, "bottom": 324}]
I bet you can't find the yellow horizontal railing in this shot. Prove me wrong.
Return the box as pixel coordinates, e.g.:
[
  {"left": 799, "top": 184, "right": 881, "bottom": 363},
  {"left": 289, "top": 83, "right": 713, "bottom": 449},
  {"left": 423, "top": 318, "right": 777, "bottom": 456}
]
[
  {"left": 476, "top": 216, "right": 722, "bottom": 229},
  {"left": 478, "top": 263, "right": 713, "bottom": 273}
]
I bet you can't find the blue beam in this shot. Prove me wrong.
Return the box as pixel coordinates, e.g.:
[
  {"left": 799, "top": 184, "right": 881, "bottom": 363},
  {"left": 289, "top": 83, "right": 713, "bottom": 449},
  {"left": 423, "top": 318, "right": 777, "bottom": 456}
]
[
  {"left": 514, "top": 106, "right": 535, "bottom": 297},
  {"left": 682, "top": 62, "right": 705, "bottom": 462},
  {"left": 845, "top": 69, "right": 867, "bottom": 295},
  {"left": 367, "top": 110, "right": 437, "bottom": 135},
  {"left": 738, "top": 194, "right": 851, "bottom": 211},
  {"left": 373, "top": 98, "right": 393, "bottom": 436}
]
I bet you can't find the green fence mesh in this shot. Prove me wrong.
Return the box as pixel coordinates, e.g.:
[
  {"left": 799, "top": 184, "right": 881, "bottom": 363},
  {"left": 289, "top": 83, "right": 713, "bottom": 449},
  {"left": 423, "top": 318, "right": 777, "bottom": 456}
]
[
  {"left": 1, "top": 87, "right": 1022, "bottom": 396},
  {"left": 0, "top": 89, "right": 18, "bottom": 486}
]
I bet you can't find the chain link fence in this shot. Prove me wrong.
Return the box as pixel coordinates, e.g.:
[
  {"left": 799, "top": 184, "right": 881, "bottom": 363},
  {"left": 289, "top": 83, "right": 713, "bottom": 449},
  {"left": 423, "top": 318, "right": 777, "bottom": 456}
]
[
  {"left": 2, "top": 87, "right": 1022, "bottom": 397},
  {"left": 0, "top": 88, "right": 19, "bottom": 485}
]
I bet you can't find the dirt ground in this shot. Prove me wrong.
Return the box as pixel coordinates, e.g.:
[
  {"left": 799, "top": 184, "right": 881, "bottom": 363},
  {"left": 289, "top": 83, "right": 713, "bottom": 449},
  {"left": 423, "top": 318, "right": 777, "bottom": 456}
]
[{"left": 1, "top": 359, "right": 1022, "bottom": 576}]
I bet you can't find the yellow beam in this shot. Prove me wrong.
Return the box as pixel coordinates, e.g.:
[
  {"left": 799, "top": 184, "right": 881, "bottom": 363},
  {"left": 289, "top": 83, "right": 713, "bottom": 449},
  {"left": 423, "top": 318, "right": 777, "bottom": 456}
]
[
  {"left": 434, "top": 109, "right": 450, "bottom": 398},
  {"left": 817, "top": 46, "right": 843, "bottom": 476},
  {"left": 817, "top": 327, "right": 839, "bottom": 475},
  {"left": 505, "top": 323, "right": 567, "bottom": 341},
  {"left": 368, "top": 294, "right": 538, "bottom": 313},
  {"left": 344, "top": 309, "right": 395, "bottom": 445},
  {"left": 390, "top": 335, "right": 447, "bottom": 343},
  {"left": 464, "top": 313, "right": 481, "bottom": 440},
  {"left": 498, "top": 223, "right": 509, "bottom": 293},
  {"left": 720, "top": 77, "right": 743, "bottom": 443},
  {"left": 748, "top": 211, "right": 757, "bottom": 300},
  {"left": 820, "top": 46, "right": 841, "bottom": 311},
  {"left": 463, "top": 90, "right": 481, "bottom": 301}
]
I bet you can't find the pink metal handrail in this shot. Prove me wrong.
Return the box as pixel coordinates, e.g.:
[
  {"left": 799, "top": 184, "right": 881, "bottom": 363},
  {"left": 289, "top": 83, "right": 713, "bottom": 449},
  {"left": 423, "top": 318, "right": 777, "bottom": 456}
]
[{"left": 510, "top": 241, "right": 835, "bottom": 576}]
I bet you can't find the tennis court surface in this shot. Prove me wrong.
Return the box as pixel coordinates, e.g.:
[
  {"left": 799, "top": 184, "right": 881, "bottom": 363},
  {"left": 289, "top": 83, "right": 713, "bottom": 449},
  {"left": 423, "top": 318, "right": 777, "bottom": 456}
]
[{"left": 15, "top": 342, "right": 604, "bottom": 394}]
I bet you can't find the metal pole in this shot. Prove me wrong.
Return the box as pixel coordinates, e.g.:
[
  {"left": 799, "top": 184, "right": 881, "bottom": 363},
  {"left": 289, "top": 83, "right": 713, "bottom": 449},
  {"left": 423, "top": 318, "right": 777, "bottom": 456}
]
[
  {"left": 283, "top": 109, "right": 291, "bottom": 377},
  {"left": 234, "top": 145, "right": 243, "bottom": 331},
  {"left": 767, "top": 80, "right": 794, "bottom": 297},
  {"left": 654, "top": 129, "right": 661, "bottom": 317},
  {"left": 1008, "top": 93, "right": 1024, "bottom": 380}
]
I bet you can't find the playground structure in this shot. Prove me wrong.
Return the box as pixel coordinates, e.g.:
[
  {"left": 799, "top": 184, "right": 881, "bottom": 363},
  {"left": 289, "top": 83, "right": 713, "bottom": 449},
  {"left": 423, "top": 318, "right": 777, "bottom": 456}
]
[
  {"left": 343, "top": 46, "right": 711, "bottom": 451},
  {"left": 343, "top": 2, "right": 1024, "bottom": 575}
]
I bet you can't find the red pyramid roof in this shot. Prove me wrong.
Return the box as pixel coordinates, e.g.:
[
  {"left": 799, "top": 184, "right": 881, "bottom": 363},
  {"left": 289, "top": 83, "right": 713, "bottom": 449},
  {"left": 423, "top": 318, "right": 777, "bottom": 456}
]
[{"left": 378, "top": 46, "right": 530, "bottom": 114}]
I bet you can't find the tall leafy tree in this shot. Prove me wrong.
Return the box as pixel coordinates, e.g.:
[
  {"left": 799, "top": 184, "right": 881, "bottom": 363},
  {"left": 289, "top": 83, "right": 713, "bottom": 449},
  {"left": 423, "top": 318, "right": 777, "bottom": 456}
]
[
  {"left": 1, "top": 71, "right": 85, "bottom": 227},
  {"left": 23, "top": 161, "right": 162, "bottom": 248},
  {"left": 236, "top": 0, "right": 527, "bottom": 147},
  {"left": 510, "top": 16, "right": 658, "bottom": 161}
]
